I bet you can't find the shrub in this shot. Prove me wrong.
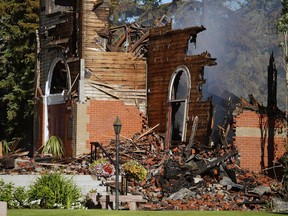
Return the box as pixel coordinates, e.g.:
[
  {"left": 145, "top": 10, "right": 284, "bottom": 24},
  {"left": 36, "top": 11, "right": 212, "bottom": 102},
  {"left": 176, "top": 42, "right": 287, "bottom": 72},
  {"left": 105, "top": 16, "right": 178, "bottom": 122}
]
[
  {"left": 1, "top": 140, "right": 11, "bottom": 155},
  {"left": 13, "top": 186, "right": 28, "bottom": 208},
  {"left": 122, "top": 160, "right": 147, "bottom": 182},
  {"left": 28, "top": 173, "right": 81, "bottom": 209},
  {"left": 89, "top": 158, "right": 115, "bottom": 178},
  {"left": 39, "top": 136, "right": 64, "bottom": 159},
  {"left": 0, "top": 180, "right": 29, "bottom": 209},
  {"left": 0, "top": 179, "right": 14, "bottom": 207}
]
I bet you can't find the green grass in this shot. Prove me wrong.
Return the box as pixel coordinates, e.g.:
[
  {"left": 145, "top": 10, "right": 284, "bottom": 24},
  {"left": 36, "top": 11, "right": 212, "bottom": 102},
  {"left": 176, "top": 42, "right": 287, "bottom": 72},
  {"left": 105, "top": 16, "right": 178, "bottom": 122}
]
[{"left": 7, "top": 209, "right": 284, "bottom": 216}]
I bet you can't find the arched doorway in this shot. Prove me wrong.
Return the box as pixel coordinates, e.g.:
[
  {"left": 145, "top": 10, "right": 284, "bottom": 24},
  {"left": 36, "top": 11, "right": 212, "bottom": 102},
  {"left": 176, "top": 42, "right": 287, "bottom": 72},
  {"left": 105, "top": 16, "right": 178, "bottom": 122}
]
[
  {"left": 43, "top": 54, "right": 72, "bottom": 156},
  {"left": 166, "top": 66, "right": 191, "bottom": 148}
]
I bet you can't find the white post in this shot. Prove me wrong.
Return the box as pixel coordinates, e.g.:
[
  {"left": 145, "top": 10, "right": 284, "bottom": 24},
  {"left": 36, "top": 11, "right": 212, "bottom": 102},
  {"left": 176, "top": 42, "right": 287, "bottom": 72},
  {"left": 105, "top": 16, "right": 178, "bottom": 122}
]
[
  {"left": 43, "top": 94, "right": 49, "bottom": 143},
  {"left": 0, "top": 202, "right": 7, "bottom": 216}
]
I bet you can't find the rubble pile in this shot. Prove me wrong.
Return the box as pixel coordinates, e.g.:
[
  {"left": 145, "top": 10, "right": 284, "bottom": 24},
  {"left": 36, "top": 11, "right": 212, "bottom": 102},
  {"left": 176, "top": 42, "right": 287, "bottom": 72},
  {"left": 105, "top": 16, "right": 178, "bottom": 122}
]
[
  {"left": 90, "top": 126, "right": 287, "bottom": 211},
  {"left": 0, "top": 152, "right": 91, "bottom": 175},
  {"left": 140, "top": 159, "right": 283, "bottom": 211},
  {"left": 137, "top": 147, "right": 283, "bottom": 210},
  {"left": 0, "top": 124, "right": 287, "bottom": 211}
]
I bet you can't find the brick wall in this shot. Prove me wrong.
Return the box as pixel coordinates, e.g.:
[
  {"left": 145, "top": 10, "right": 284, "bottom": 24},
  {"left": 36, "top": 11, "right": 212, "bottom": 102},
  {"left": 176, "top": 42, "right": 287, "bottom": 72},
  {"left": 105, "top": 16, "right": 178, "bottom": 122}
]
[
  {"left": 85, "top": 100, "right": 143, "bottom": 150},
  {"left": 234, "top": 110, "right": 286, "bottom": 172},
  {"left": 74, "top": 102, "right": 90, "bottom": 156}
]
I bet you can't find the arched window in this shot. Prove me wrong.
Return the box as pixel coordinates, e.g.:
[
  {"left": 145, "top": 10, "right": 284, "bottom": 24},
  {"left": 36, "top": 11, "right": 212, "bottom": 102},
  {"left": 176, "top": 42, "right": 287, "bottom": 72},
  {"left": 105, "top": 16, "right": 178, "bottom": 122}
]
[
  {"left": 167, "top": 66, "right": 191, "bottom": 146},
  {"left": 45, "top": 55, "right": 71, "bottom": 105},
  {"left": 50, "top": 61, "right": 68, "bottom": 94}
]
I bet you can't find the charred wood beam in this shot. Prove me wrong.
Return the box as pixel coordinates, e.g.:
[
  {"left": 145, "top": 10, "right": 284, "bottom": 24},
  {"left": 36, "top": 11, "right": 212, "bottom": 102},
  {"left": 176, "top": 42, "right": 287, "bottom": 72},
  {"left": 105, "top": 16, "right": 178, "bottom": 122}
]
[
  {"left": 184, "top": 116, "right": 198, "bottom": 159},
  {"left": 129, "top": 31, "right": 149, "bottom": 53},
  {"left": 218, "top": 125, "right": 228, "bottom": 148},
  {"left": 197, "top": 150, "right": 238, "bottom": 175}
]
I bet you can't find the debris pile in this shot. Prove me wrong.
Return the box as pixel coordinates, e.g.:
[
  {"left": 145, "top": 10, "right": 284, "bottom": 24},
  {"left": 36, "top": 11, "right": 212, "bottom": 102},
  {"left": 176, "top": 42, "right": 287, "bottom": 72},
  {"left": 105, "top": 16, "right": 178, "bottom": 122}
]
[
  {"left": 88, "top": 125, "right": 287, "bottom": 211},
  {"left": 0, "top": 123, "right": 287, "bottom": 211}
]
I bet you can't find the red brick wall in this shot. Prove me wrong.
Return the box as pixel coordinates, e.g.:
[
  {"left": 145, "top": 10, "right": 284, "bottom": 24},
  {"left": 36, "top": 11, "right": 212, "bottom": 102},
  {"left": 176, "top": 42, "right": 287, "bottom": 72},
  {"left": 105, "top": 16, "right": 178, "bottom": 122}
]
[
  {"left": 86, "top": 100, "right": 143, "bottom": 150},
  {"left": 234, "top": 110, "right": 286, "bottom": 172}
]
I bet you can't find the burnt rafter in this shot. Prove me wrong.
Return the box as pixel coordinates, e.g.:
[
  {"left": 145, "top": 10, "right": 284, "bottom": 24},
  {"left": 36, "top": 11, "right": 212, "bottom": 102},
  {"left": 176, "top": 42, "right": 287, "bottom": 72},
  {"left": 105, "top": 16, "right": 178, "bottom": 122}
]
[{"left": 267, "top": 52, "right": 277, "bottom": 109}]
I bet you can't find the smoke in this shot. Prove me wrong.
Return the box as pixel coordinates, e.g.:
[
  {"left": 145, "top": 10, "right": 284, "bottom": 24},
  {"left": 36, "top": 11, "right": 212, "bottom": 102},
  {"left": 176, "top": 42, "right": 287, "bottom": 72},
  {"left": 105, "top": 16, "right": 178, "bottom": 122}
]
[{"left": 168, "top": 0, "right": 285, "bottom": 110}]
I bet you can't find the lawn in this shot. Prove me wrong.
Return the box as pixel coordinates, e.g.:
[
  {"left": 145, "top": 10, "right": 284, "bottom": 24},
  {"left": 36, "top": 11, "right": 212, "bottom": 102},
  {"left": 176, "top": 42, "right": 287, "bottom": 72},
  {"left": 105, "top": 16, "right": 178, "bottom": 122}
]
[{"left": 7, "top": 209, "right": 283, "bottom": 216}]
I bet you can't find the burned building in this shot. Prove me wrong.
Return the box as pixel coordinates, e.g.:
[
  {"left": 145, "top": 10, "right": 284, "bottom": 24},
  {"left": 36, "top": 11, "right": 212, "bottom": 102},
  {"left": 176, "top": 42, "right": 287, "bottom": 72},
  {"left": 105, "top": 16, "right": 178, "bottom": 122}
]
[
  {"left": 147, "top": 23, "right": 216, "bottom": 148},
  {"left": 233, "top": 54, "right": 286, "bottom": 174},
  {"left": 34, "top": 0, "right": 216, "bottom": 157}
]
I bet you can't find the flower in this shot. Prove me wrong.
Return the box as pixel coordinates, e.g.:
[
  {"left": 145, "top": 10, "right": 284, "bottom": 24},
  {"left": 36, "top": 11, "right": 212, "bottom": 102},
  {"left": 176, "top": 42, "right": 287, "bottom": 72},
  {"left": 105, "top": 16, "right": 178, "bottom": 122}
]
[
  {"left": 122, "top": 160, "right": 147, "bottom": 182},
  {"left": 89, "top": 158, "right": 115, "bottom": 178}
]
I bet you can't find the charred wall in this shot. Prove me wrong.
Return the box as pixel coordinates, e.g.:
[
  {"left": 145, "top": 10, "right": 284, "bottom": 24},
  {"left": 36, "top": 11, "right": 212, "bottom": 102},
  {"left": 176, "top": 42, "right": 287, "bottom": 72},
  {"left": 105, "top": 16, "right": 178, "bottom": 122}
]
[
  {"left": 147, "top": 23, "right": 216, "bottom": 146},
  {"left": 38, "top": 0, "right": 80, "bottom": 95}
]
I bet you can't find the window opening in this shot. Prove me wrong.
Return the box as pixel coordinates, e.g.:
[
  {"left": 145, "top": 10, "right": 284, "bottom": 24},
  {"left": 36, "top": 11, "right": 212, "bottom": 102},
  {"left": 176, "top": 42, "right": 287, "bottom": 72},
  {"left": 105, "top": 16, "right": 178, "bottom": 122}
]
[
  {"left": 50, "top": 61, "right": 68, "bottom": 94},
  {"left": 168, "top": 68, "right": 190, "bottom": 145}
]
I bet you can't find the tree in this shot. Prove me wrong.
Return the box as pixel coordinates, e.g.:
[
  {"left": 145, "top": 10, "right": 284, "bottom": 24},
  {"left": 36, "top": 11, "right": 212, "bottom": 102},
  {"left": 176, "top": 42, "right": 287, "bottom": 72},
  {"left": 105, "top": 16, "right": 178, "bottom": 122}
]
[
  {"left": 0, "top": 0, "right": 39, "bottom": 148},
  {"left": 167, "top": 0, "right": 283, "bottom": 108},
  {"left": 110, "top": 0, "right": 162, "bottom": 25},
  {"left": 276, "top": 0, "right": 288, "bottom": 116},
  {"left": 276, "top": 0, "right": 288, "bottom": 182}
]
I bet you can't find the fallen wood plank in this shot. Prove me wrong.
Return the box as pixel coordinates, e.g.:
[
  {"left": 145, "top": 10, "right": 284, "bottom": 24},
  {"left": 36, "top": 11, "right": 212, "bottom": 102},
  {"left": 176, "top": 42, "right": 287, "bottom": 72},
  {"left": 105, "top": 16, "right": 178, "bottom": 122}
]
[
  {"left": 197, "top": 150, "right": 238, "bottom": 175},
  {"left": 133, "top": 124, "right": 160, "bottom": 141},
  {"left": 184, "top": 116, "right": 198, "bottom": 159},
  {"left": 0, "top": 142, "right": 2, "bottom": 157},
  {"left": 0, "top": 151, "right": 29, "bottom": 160},
  {"left": 35, "top": 162, "right": 68, "bottom": 167}
]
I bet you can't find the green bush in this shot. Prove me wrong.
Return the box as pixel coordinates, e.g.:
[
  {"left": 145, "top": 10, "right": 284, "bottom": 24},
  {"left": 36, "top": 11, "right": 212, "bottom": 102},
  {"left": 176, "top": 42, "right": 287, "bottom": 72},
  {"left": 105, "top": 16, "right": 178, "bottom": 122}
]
[
  {"left": 0, "top": 179, "right": 14, "bottom": 207},
  {"left": 28, "top": 173, "right": 81, "bottom": 209},
  {"left": 39, "top": 136, "right": 64, "bottom": 159},
  {"left": 13, "top": 186, "right": 28, "bottom": 208},
  {"left": 1, "top": 140, "right": 11, "bottom": 155},
  {"left": 0, "top": 180, "right": 29, "bottom": 209}
]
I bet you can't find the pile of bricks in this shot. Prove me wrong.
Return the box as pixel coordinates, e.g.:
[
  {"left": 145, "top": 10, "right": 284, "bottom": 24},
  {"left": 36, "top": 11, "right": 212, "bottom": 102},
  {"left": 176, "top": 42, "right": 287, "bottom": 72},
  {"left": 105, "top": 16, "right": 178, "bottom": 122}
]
[
  {"left": 0, "top": 125, "right": 287, "bottom": 211},
  {"left": 100, "top": 133, "right": 286, "bottom": 211}
]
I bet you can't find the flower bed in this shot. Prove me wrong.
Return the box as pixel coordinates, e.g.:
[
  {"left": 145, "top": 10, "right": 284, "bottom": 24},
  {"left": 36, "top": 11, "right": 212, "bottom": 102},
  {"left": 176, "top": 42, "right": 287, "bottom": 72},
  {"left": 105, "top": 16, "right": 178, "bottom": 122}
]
[
  {"left": 89, "top": 158, "right": 115, "bottom": 178},
  {"left": 122, "top": 160, "right": 147, "bottom": 182}
]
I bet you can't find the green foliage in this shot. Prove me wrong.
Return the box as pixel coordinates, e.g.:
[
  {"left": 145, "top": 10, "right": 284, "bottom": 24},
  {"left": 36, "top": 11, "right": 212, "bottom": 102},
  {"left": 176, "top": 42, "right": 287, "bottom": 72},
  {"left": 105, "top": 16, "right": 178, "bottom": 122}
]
[
  {"left": 1, "top": 140, "right": 11, "bottom": 155},
  {"left": 40, "top": 136, "right": 64, "bottom": 159},
  {"left": 29, "top": 186, "right": 55, "bottom": 209},
  {"left": 0, "top": 179, "right": 29, "bottom": 209},
  {"left": 13, "top": 186, "right": 28, "bottom": 208},
  {"left": 122, "top": 160, "right": 147, "bottom": 182},
  {"left": 276, "top": 1, "right": 288, "bottom": 192},
  {"left": 88, "top": 188, "right": 97, "bottom": 193},
  {"left": 276, "top": 0, "right": 288, "bottom": 33},
  {"left": 110, "top": 0, "right": 162, "bottom": 25},
  {"left": 28, "top": 173, "right": 81, "bottom": 209},
  {"left": 6, "top": 209, "right": 285, "bottom": 216},
  {"left": 0, "top": 174, "right": 83, "bottom": 209},
  {"left": 0, "top": 179, "right": 14, "bottom": 207},
  {"left": 0, "top": 0, "right": 39, "bottom": 145}
]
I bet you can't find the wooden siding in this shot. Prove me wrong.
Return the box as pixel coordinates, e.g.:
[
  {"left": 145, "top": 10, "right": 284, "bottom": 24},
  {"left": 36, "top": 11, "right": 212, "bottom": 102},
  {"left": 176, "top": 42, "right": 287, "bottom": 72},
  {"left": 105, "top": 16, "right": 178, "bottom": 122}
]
[
  {"left": 147, "top": 23, "right": 216, "bottom": 145},
  {"left": 85, "top": 52, "right": 146, "bottom": 87},
  {"left": 38, "top": 0, "right": 80, "bottom": 95},
  {"left": 81, "top": 0, "right": 110, "bottom": 58},
  {"left": 84, "top": 51, "right": 146, "bottom": 109},
  {"left": 81, "top": 1, "right": 146, "bottom": 107}
]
